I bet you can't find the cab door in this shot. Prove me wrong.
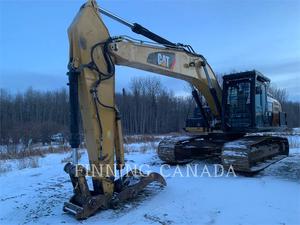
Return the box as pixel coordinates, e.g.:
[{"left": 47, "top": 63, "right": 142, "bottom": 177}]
[{"left": 255, "top": 82, "right": 267, "bottom": 127}]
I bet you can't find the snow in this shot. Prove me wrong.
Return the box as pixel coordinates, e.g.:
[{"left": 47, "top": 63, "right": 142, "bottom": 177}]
[
  {"left": 222, "top": 150, "right": 247, "bottom": 157},
  {"left": 223, "top": 141, "right": 248, "bottom": 150},
  {"left": 0, "top": 134, "right": 300, "bottom": 225}
]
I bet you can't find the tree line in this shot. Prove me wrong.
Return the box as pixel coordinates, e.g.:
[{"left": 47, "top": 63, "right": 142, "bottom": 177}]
[
  {"left": 0, "top": 88, "right": 69, "bottom": 145},
  {"left": 0, "top": 77, "right": 299, "bottom": 145},
  {"left": 116, "top": 77, "right": 193, "bottom": 134},
  {"left": 0, "top": 78, "right": 194, "bottom": 145},
  {"left": 269, "top": 85, "right": 300, "bottom": 128}
]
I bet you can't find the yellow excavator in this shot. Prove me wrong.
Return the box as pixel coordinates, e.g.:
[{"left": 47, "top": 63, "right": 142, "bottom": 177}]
[{"left": 64, "top": 0, "right": 289, "bottom": 219}]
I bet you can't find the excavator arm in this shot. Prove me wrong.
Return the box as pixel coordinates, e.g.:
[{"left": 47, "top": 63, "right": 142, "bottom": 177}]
[
  {"left": 64, "top": 0, "right": 221, "bottom": 219},
  {"left": 65, "top": 1, "right": 167, "bottom": 219}
]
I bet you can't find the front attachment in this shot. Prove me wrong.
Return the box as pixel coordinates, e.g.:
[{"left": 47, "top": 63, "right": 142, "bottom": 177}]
[
  {"left": 63, "top": 163, "right": 109, "bottom": 219},
  {"left": 113, "top": 169, "right": 166, "bottom": 205},
  {"left": 64, "top": 164, "right": 166, "bottom": 219}
]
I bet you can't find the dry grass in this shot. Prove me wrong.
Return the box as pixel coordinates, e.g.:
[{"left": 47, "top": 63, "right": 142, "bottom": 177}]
[
  {"left": 17, "top": 157, "right": 39, "bottom": 170},
  {"left": 0, "top": 144, "right": 71, "bottom": 172},
  {"left": 0, "top": 163, "right": 12, "bottom": 174},
  {"left": 124, "top": 135, "right": 161, "bottom": 144},
  {"left": 123, "top": 135, "right": 162, "bottom": 153},
  {"left": 0, "top": 144, "right": 76, "bottom": 173},
  {"left": 124, "top": 142, "right": 158, "bottom": 153},
  {"left": 0, "top": 148, "right": 44, "bottom": 160},
  {"left": 61, "top": 151, "right": 84, "bottom": 163},
  {"left": 289, "top": 138, "right": 300, "bottom": 148},
  {"left": 0, "top": 144, "right": 70, "bottom": 160}
]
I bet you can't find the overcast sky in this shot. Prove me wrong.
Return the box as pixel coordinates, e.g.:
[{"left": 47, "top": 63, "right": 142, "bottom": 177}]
[{"left": 0, "top": 0, "right": 299, "bottom": 101}]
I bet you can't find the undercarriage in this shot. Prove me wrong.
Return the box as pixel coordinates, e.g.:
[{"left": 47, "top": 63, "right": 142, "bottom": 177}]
[{"left": 157, "top": 133, "right": 289, "bottom": 175}]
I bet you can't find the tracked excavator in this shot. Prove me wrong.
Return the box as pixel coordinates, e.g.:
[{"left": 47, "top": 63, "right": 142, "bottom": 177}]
[{"left": 64, "top": 0, "right": 289, "bottom": 219}]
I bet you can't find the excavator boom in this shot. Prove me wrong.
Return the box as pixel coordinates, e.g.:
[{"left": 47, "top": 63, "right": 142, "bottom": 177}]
[{"left": 107, "top": 37, "right": 222, "bottom": 117}]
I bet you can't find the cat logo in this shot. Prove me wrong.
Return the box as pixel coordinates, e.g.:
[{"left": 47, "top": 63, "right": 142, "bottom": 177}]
[
  {"left": 147, "top": 52, "right": 176, "bottom": 69},
  {"left": 157, "top": 53, "right": 170, "bottom": 68}
]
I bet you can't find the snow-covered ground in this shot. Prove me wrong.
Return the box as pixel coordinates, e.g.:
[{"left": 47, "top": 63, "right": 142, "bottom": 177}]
[{"left": 0, "top": 133, "right": 300, "bottom": 225}]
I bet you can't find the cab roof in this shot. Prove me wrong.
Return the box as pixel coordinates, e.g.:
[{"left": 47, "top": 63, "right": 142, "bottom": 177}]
[{"left": 223, "top": 70, "right": 270, "bottom": 83}]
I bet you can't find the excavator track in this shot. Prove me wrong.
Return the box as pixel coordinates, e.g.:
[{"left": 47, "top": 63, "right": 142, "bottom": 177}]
[
  {"left": 157, "top": 133, "right": 242, "bottom": 164},
  {"left": 222, "top": 135, "right": 289, "bottom": 174},
  {"left": 157, "top": 136, "right": 194, "bottom": 164},
  {"left": 158, "top": 133, "right": 289, "bottom": 175}
]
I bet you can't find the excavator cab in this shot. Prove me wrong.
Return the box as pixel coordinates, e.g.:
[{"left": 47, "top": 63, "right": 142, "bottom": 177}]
[
  {"left": 220, "top": 71, "right": 289, "bottom": 173},
  {"left": 222, "top": 70, "right": 287, "bottom": 133}
]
